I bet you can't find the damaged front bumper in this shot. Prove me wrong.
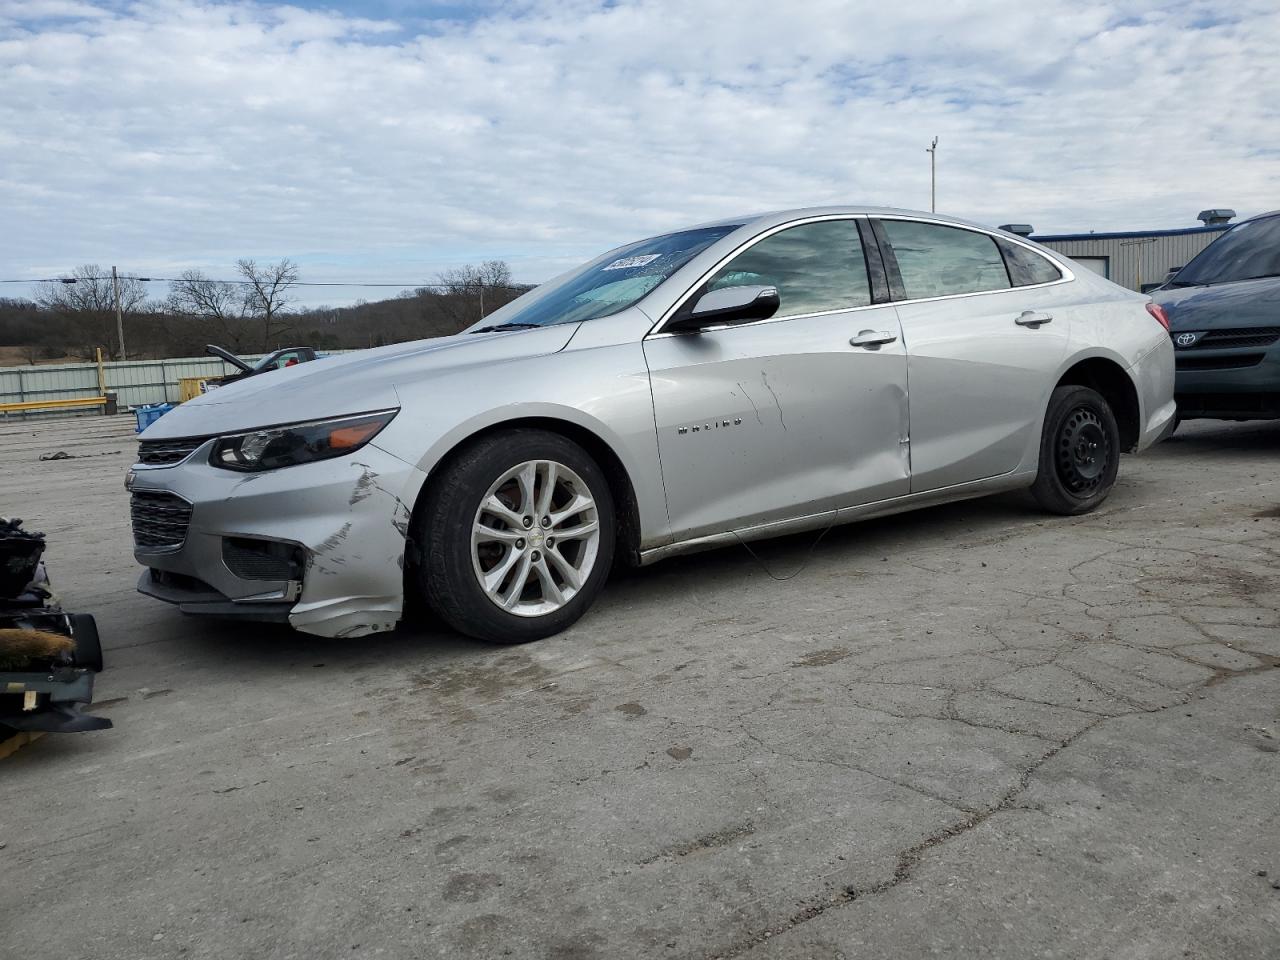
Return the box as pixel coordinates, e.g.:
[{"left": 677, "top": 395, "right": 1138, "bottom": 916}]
[{"left": 130, "top": 440, "right": 427, "bottom": 638}]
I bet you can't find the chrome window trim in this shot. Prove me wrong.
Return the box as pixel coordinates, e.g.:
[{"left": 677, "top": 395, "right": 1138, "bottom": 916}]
[{"left": 646, "top": 212, "right": 1076, "bottom": 339}]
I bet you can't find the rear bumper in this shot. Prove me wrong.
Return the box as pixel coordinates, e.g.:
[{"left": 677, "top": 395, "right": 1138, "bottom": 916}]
[{"left": 1130, "top": 338, "right": 1177, "bottom": 452}]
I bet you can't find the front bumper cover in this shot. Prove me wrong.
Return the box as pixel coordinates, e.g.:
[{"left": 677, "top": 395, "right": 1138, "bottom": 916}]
[{"left": 131, "top": 440, "right": 427, "bottom": 638}]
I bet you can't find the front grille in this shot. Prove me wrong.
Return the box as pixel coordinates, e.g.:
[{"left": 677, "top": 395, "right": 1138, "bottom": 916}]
[
  {"left": 137, "top": 437, "right": 206, "bottom": 466},
  {"left": 1183, "top": 327, "right": 1280, "bottom": 350},
  {"left": 131, "top": 491, "right": 193, "bottom": 549},
  {"left": 1176, "top": 354, "right": 1265, "bottom": 371}
]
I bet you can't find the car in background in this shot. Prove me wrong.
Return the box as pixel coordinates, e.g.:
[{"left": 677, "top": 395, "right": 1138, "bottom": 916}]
[
  {"left": 129, "top": 207, "right": 1174, "bottom": 644},
  {"left": 204, "top": 344, "right": 318, "bottom": 390},
  {"left": 1151, "top": 210, "right": 1280, "bottom": 422}
]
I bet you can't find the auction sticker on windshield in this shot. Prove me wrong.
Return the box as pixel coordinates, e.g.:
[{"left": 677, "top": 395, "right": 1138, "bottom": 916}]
[{"left": 602, "top": 254, "right": 662, "bottom": 271}]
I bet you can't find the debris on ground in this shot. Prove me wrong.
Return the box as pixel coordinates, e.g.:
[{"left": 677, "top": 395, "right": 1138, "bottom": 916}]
[
  {"left": 39, "top": 450, "right": 122, "bottom": 461},
  {"left": 1, "top": 517, "right": 111, "bottom": 739}
]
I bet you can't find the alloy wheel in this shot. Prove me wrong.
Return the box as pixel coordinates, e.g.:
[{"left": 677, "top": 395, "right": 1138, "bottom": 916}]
[{"left": 470, "top": 459, "right": 601, "bottom": 617}]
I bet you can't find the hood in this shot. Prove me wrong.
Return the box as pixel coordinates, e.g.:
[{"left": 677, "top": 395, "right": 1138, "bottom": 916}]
[
  {"left": 141, "top": 324, "right": 579, "bottom": 440},
  {"left": 1151, "top": 276, "right": 1280, "bottom": 331}
]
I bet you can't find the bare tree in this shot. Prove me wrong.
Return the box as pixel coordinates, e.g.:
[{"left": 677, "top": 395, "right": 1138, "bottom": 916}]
[
  {"left": 36, "top": 264, "right": 148, "bottom": 359},
  {"left": 166, "top": 270, "right": 253, "bottom": 352},
  {"left": 237, "top": 258, "right": 300, "bottom": 351},
  {"left": 431, "top": 260, "right": 518, "bottom": 333}
]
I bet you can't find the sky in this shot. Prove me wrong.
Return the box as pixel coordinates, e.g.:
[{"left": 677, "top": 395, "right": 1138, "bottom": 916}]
[{"left": 1, "top": 0, "right": 1277, "bottom": 307}]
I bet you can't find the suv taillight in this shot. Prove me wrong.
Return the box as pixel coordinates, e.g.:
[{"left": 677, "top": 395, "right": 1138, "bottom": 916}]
[{"left": 1146, "top": 302, "right": 1171, "bottom": 331}]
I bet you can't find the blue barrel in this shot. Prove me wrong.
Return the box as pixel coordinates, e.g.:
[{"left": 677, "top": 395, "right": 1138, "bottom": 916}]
[{"left": 135, "top": 403, "right": 175, "bottom": 433}]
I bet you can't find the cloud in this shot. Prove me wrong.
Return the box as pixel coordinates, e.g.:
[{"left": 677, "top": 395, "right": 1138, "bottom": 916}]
[{"left": 1, "top": 0, "right": 1277, "bottom": 304}]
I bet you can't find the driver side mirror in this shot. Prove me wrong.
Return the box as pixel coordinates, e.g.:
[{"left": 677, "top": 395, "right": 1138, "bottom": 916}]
[{"left": 666, "top": 285, "right": 781, "bottom": 334}]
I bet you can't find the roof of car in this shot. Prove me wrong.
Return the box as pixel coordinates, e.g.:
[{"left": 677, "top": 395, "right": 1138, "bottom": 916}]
[{"left": 690, "top": 205, "right": 1003, "bottom": 234}]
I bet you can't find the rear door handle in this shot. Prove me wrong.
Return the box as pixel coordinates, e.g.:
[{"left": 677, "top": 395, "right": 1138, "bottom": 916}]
[
  {"left": 1015, "top": 311, "right": 1053, "bottom": 327},
  {"left": 849, "top": 330, "right": 898, "bottom": 348}
]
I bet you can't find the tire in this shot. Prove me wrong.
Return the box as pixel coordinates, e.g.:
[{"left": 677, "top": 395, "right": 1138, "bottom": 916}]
[
  {"left": 1030, "top": 385, "right": 1121, "bottom": 516},
  {"left": 416, "top": 429, "right": 616, "bottom": 644},
  {"left": 69, "top": 613, "right": 104, "bottom": 672}
]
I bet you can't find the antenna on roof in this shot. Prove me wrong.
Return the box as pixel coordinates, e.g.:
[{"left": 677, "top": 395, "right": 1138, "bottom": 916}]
[{"left": 926, "top": 137, "right": 939, "bottom": 212}]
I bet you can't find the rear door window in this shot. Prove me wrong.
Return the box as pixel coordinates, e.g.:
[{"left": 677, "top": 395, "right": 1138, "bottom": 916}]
[
  {"left": 879, "top": 220, "right": 1011, "bottom": 299},
  {"left": 997, "top": 238, "right": 1064, "bottom": 286},
  {"left": 706, "top": 219, "right": 871, "bottom": 319}
]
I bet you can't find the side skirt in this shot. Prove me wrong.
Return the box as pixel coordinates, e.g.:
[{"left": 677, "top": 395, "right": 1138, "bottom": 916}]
[{"left": 636, "top": 469, "right": 1037, "bottom": 566}]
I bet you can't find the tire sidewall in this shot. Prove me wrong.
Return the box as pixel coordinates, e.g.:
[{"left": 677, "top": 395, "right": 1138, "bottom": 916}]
[
  {"left": 420, "top": 430, "right": 615, "bottom": 643},
  {"left": 1033, "top": 386, "right": 1120, "bottom": 515}
]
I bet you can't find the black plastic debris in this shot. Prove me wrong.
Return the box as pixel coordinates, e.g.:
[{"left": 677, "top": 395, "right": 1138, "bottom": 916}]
[
  {"left": 0, "top": 517, "right": 44, "bottom": 600},
  {"left": 1, "top": 518, "right": 111, "bottom": 737}
]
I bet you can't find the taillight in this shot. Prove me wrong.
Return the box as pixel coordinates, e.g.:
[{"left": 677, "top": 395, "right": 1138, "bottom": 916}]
[{"left": 1146, "top": 302, "right": 1170, "bottom": 331}]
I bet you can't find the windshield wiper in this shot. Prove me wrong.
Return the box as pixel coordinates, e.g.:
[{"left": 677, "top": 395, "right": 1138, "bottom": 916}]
[{"left": 470, "top": 322, "right": 542, "bottom": 334}]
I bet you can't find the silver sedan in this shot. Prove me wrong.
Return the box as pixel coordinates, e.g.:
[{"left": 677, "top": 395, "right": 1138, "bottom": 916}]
[{"left": 129, "top": 207, "right": 1176, "bottom": 642}]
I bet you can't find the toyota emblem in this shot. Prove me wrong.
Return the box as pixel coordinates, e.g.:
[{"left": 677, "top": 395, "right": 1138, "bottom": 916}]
[{"left": 1174, "top": 332, "right": 1200, "bottom": 347}]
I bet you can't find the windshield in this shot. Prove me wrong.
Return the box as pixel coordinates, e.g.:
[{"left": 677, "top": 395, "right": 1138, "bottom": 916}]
[
  {"left": 1170, "top": 215, "right": 1280, "bottom": 286},
  {"left": 481, "top": 225, "right": 741, "bottom": 328}
]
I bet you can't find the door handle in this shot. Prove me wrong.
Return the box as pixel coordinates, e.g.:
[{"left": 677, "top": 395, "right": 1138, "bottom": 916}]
[
  {"left": 1015, "top": 311, "right": 1053, "bottom": 327},
  {"left": 850, "top": 330, "right": 898, "bottom": 348}
]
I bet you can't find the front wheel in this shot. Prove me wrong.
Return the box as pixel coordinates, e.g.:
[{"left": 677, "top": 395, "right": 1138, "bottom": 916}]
[
  {"left": 416, "top": 429, "right": 615, "bottom": 643},
  {"left": 1030, "top": 385, "right": 1120, "bottom": 516}
]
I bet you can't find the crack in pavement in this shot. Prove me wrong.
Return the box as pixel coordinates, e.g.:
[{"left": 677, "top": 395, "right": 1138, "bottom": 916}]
[
  {"left": 706, "top": 714, "right": 1109, "bottom": 959},
  {"left": 701, "top": 532, "right": 1280, "bottom": 959}
]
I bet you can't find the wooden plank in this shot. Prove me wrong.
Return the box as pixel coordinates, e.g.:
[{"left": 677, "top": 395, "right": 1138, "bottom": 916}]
[
  {"left": 0, "top": 730, "right": 45, "bottom": 760},
  {"left": 0, "top": 396, "right": 106, "bottom": 413}
]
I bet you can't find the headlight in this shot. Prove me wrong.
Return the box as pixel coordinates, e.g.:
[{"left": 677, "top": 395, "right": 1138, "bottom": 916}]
[{"left": 210, "top": 410, "right": 398, "bottom": 472}]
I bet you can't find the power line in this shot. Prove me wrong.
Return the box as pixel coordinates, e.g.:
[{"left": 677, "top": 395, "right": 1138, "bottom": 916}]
[{"left": 0, "top": 276, "right": 523, "bottom": 288}]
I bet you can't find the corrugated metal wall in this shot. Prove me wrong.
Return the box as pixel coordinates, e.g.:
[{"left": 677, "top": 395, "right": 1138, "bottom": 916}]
[
  {"left": 0, "top": 352, "right": 355, "bottom": 419},
  {"left": 1035, "top": 227, "right": 1228, "bottom": 292}
]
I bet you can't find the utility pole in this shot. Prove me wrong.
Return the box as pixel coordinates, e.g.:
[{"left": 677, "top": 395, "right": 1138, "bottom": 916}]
[
  {"left": 479, "top": 283, "right": 485, "bottom": 320},
  {"left": 111, "top": 265, "right": 126, "bottom": 360},
  {"left": 926, "top": 137, "right": 939, "bottom": 212}
]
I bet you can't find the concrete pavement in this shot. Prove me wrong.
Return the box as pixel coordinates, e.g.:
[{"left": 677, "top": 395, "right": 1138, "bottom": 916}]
[{"left": 1, "top": 414, "right": 1276, "bottom": 959}]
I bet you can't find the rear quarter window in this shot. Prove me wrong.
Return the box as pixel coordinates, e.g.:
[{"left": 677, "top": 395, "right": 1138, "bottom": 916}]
[{"left": 997, "top": 238, "right": 1063, "bottom": 286}]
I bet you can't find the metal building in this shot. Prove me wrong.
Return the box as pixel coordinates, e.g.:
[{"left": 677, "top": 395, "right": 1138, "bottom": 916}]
[{"left": 1001, "top": 210, "right": 1236, "bottom": 293}]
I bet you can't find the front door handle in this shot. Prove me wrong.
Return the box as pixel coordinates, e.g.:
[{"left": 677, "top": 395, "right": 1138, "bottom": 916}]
[
  {"left": 850, "top": 330, "right": 898, "bottom": 348},
  {"left": 1015, "top": 311, "right": 1053, "bottom": 327}
]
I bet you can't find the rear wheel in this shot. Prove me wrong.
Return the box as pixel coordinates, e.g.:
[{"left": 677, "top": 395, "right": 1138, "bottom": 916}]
[
  {"left": 417, "top": 429, "right": 615, "bottom": 643},
  {"left": 1031, "top": 385, "right": 1120, "bottom": 516}
]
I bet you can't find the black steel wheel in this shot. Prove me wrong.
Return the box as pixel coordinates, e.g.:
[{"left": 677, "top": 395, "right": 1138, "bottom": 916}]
[{"left": 1031, "top": 385, "right": 1120, "bottom": 516}]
